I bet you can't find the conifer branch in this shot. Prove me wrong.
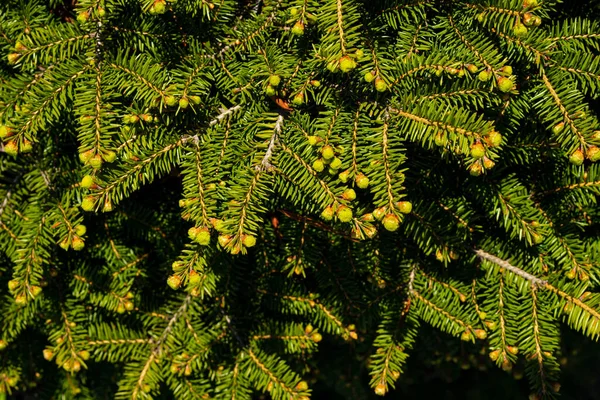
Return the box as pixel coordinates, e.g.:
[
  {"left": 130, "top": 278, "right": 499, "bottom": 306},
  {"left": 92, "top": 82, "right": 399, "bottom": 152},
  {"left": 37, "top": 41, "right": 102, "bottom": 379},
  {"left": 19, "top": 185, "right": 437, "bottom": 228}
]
[
  {"left": 541, "top": 71, "right": 587, "bottom": 147},
  {"left": 131, "top": 295, "right": 193, "bottom": 398},
  {"left": 529, "top": 286, "right": 550, "bottom": 396},
  {"left": 474, "top": 249, "right": 547, "bottom": 287}
]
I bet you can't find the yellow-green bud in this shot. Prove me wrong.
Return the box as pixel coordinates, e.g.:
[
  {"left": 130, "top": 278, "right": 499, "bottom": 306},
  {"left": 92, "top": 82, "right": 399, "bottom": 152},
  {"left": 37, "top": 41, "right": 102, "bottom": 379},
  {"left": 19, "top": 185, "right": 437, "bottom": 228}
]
[
  {"left": 292, "top": 93, "right": 304, "bottom": 105},
  {"left": 167, "top": 275, "right": 182, "bottom": 290},
  {"left": 355, "top": 173, "right": 369, "bottom": 189},
  {"left": 165, "top": 95, "right": 177, "bottom": 106},
  {"left": 243, "top": 234, "right": 257, "bottom": 248},
  {"left": 470, "top": 143, "right": 486, "bottom": 159},
  {"left": 321, "top": 206, "right": 334, "bottom": 221},
  {"left": 374, "top": 77, "right": 387, "bottom": 92},
  {"left": 265, "top": 85, "right": 276, "bottom": 96},
  {"left": 291, "top": 21, "right": 305, "bottom": 35},
  {"left": 329, "top": 157, "right": 342, "bottom": 169},
  {"left": 342, "top": 188, "right": 356, "bottom": 201},
  {"left": 80, "top": 175, "right": 94, "bottom": 188},
  {"left": 72, "top": 236, "right": 85, "bottom": 251},
  {"left": 89, "top": 154, "right": 103, "bottom": 169},
  {"left": 336, "top": 205, "right": 353, "bottom": 222},
  {"left": 4, "top": 140, "right": 18, "bottom": 156},
  {"left": 321, "top": 145, "right": 335, "bottom": 160},
  {"left": 339, "top": 56, "right": 356, "bottom": 73},
  {"left": 569, "top": 149, "right": 584, "bottom": 165},
  {"left": 396, "top": 201, "right": 412, "bottom": 214},
  {"left": 587, "top": 146, "right": 600, "bottom": 162},
  {"left": 312, "top": 159, "right": 325, "bottom": 172},
  {"left": 478, "top": 71, "right": 490, "bottom": 82},
  {"left": 81, "top": 196, "right": 96, "bottom": 212},
  {"left": 382, "top": 214, "right": 400, "bottom": 232},
  {"left": 269, "top": 75, "right": 281, "bottom": 87},
  {"left": 75, "top": 225, "right": 87, "bottom": 236},
  {"left": 497, "top": 77, "right": 514, "bottom": 92},
  {"left": 195, "top": 228, "right": 211, "bottom": 245}
]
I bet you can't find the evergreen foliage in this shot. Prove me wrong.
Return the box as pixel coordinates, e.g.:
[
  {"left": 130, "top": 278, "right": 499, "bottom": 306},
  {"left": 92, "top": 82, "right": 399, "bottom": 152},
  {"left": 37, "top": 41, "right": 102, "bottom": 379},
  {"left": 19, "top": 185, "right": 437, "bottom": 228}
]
[{"left": 1, "top": 0, "right": 600, "bottom": 398}]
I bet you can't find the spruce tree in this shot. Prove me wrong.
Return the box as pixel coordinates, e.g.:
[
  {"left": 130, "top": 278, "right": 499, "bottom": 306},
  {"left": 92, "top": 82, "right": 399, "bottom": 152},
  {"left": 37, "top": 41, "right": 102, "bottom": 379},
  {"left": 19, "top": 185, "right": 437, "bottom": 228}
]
[{"left": 1, "top": 0, "right": 600, "bottom": 398}]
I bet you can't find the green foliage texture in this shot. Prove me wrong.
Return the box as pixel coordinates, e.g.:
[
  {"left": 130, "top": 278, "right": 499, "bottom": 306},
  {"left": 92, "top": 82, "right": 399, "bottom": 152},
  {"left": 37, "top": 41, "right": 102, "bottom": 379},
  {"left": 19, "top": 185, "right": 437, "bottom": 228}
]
[{"left": 1, "top": 0, "right": 600, "bottom": 398}]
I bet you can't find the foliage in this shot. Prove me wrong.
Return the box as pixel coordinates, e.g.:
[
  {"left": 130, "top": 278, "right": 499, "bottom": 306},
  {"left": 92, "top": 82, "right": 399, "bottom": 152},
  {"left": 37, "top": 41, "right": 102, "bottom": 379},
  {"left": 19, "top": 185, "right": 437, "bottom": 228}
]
[{"left": 1, "top": 0, "right": 600, "bottom": 399}]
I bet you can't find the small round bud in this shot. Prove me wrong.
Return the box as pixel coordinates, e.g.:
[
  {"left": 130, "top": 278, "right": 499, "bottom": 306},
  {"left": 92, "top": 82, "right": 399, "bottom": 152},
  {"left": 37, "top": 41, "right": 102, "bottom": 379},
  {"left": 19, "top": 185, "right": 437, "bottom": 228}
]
[
  {"left": 586, "top": 146, "right": 600, "bottom": 162},
  {"left": 321, "top": 206, "right": 334, "bottom": 221},
  {"left": 329, "top": 157, "right": 342, "bottom": 169},
  {"left": 167, "top": 275, "right": 182, "bottom": 290},
  {"left": 305, "top": 324, "right": 313, "bottom": 334},
  {"left": 179, "top": 98, "right": 189, "bottom": 109},
  {"left": 339, "top": 56, "right": 357, "bottom": 73},
  {"left": 21, "top": 140, "right": 33, "bottom": 153},
  {"left": 89, "top": 154, "right": 103, "bottom": 169},
  {"left": 478, "top": 70, "right": 490, "bottom": 82},
  {"left": 307, "top": 136, "right": 319, "bottom": 146},
  {"left": 81, "top": 196, "right": 96, "bottom": 212},
  {"left": 125, "top": 301, "right": 134, "bottom": 311},
  {"left": 382, "top": 214, "right": 400, "bottom": 232},
  {"left": 165, "top": 95, "right": 177, "bottom": 106},
  {"left": 374, "top": 383, "right": 387, "bottom": 396},
  {"left": 338, "top": 170, "right": 350, "bottom": 183},
  {"left": 243, "top": 234, "right": 257, "bottom": 248},
  {"left": 364, "top": 71, "right": 375, "bottom": 83},
  {"left": 79, "top": 149, "right": 95, "bottom": 163},
  {"left": 296, "top": 381, "right": 309, "bottom": 391},
  {"left": 103, "top": 151, "right": 116, "bottom": 163},
  {"left": 497, "top": 77, "right": 514, "bottom": 92},
  {"left": 292, "top": 93, "right": 304, "bottom": 105},
  {"left": 342, "top": 188, "right": 356, "bottom": 201},
  {"left": 396, "top": 201, "right": 412, "bottom": 214},
  {"left": 569, "top": 149, "right": 584, "bottom": 166},
  {"left": 4, "top": 140, "right": 18, "bottom": 156},
  {"left": 466, "top": 64, "right": 479, "bottom": 74},
  {"left": 311, "top": 332, "right": 322, "bottom": 342},
  {"left": 80, "top": 175, "right": 94, "bottom": 188},
  {"left": 217, "top": 234, "right": 232, "bottom": 248},
  {"left": 373, "top": 207, "right": 386, "bottom": 220},
  {"left": 43, "top": 348, "right": 53, "bottom": 360},
  {"left": 291, "top": 21, "right": 305, "bottom": 35},
  {"left": 552, "top": 122, "right": 564, "bottom": 134},
  {"left": 79, "top": 350, "right": 90, "bottom": 360},
  {"left": 188, "top": 270, "right": 202, "bottom": 286},
  {"left": 374, "top": 77, "right": 387, "bottom": 92},
  {"left": 336, "top": 205, "right": 353, "bottom": 222},
  {"left": 75, "top": 225, "right": 87, "bottom": 236},
  {"left": 469, "top": 162, "right": 483, "bottom": 176},
  {"left": 474, "top": 329, "right": 487, "bottom": 340},
  {"left": 195, "top": 228, "right": 211, "bottom": 245},
  {"left": 269, "top": 75, "right": 281, "bottom": 87},
  {"left": 265, "top": 85, "right": 276, "bottom": 96},
  {"left": 312, "top": 159, "right": 325, "bottom": 172},
  {"left": 486, "top": 130, "right": 502, "bottom": 147},
  {"left": 8, "top": 280, "right": 19, "bottom": 291},
  {"left": 355, "top": 173, "right": 369, "bottom": 189},
  {"left": 513, "top": 23, "right": 528, "bottom": 37},
  {"left": 470, "top": 143, "right": 486, "bottom": 158},
  {"left": 72, "top": 237, "right": 85, "bottom": 251},
  {"left": 489, "top": 349, "right": 501, "bottom": 361},
  {"left": 0, "top": 125, "right": 12, "bottom": 138},
  {"left": 76, "top": 11, "right": 89, "bottom": 23},
  {"left": 321, "top": 145, "right": 335, "bottom": 160}
]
